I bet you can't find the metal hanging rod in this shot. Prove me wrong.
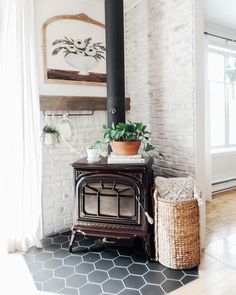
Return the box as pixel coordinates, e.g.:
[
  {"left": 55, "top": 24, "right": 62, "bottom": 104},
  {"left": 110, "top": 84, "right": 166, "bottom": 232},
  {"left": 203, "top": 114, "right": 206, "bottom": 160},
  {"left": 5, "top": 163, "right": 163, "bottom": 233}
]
[
  {"left": 43, "top": 111, "right": 94, "bottom": 117},
  {"left": 204, "top": 31, "right": 236, "bottom": 44}
]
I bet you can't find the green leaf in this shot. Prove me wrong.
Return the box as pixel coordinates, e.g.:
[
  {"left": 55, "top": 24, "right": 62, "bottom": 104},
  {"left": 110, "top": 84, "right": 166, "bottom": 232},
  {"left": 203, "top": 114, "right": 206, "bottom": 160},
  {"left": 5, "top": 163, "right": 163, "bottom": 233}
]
[
  {"left": 144, "top": 143, "right": 155, "bottom": 153},
  {"left": 110, "top": 130, "right": 117, "bottom": 137},
  {"left": 116, "top": 130, "right": 125, "bottom": 139},
  {"left": 116, "top": 122, "right": 126, "bottom": 130},
  {"left": 126, "top": 134, "right": 136, "bottom": 141}
]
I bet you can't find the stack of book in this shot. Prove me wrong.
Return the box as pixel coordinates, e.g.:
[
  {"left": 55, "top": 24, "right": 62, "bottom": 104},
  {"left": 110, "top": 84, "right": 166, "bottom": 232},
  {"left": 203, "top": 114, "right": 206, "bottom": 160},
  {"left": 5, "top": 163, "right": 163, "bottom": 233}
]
[{"left": 107, "top": 153, "right": 145, "bottom": 163}]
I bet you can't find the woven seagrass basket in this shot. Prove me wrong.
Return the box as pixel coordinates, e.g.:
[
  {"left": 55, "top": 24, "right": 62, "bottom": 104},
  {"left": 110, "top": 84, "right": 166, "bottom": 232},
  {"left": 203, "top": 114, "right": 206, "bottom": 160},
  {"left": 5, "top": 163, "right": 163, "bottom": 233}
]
[{"left": 155, "top": 197, "right": 200, "bottom": 269}]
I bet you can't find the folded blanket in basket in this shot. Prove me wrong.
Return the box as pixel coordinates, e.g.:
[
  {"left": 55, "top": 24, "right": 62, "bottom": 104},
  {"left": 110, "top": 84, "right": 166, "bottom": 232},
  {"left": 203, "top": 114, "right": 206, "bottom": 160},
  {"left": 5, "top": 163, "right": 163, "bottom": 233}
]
[{"left": 154, "top": 176, "right": 202, "bottom": 206}]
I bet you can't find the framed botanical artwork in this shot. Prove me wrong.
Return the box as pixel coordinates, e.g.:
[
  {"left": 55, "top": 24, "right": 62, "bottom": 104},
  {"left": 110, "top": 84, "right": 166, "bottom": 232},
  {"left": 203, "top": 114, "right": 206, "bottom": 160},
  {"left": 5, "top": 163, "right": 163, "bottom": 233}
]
[{"left": 42, "top": 13, "right": 106, "bottom": 86}]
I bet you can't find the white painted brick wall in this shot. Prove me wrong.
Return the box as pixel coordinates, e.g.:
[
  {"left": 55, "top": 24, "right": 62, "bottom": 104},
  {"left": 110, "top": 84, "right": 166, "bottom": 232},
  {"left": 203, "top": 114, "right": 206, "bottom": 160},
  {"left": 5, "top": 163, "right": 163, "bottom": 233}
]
[
  {"left": 42, "top": 111, "right": 106, "bottom": 235},
  {"left": 125, "top": 0, "right": 196, "bottom": 177}
]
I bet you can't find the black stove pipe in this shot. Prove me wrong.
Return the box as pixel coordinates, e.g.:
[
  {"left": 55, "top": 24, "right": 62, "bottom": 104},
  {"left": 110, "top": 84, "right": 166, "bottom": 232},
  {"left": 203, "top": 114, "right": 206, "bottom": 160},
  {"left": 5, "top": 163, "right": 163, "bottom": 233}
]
[{"left": 105, "top": 0, "right": 126, "bottom": 128}]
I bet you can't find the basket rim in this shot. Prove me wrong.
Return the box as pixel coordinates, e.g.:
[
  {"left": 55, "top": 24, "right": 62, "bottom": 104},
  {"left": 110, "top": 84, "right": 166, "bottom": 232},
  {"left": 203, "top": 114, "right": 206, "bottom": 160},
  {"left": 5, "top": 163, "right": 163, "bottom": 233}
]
[{"left": 157, "top": 197, "right": 198, "bottom": 204}]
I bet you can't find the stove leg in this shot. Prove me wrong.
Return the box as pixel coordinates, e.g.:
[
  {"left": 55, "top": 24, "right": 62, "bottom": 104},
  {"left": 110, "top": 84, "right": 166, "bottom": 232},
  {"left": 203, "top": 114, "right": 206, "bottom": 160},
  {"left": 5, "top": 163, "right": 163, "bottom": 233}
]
[
  {"left": 143, "top": 235, "right": 151, "bottom": 262},
  {"left": 69, "top": 230, "right": 76, "bottom": 253}
]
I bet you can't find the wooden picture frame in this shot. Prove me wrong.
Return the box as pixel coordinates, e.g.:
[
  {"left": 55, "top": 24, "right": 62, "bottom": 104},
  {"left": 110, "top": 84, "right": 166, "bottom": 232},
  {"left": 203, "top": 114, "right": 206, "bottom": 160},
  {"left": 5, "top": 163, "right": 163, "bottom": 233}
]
[{"left": 42, "top": 13, "right": 106, "bottom": 86}]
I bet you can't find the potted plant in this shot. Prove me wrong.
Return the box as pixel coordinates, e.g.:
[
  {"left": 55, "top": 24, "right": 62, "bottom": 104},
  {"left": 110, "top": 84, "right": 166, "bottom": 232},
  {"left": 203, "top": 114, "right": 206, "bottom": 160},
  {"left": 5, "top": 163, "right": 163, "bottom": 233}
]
[
  {"left": 86, "top": 140, "right": 108, "bottom": 162},
  {"left": 42, "top": 125, "right": 60, "bottom": 145},
  {"left": 103, "top": 121, "right": 156, "bottom": 156}
]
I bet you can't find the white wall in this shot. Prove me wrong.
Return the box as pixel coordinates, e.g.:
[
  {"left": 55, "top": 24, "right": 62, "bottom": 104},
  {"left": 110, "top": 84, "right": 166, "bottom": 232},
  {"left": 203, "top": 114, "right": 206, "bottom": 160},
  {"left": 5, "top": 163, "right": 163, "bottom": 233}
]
[
  {"left": 211, "top": 150, "right": 236, "bottom": 192},
  {"left": 41, "top": 112, "right": 106, "bottom": 236},
  {"left": 125, "top": 0, "right": 196, "bottom": 177},
  {"left": 212, "top": 151, "right": 236, "bottom": 183},
  {"left": 205, "top": 20, "right": 236, "bottom": 40},
  {"left": 35, "top": 0, "right": 107, "bottom": 235}
]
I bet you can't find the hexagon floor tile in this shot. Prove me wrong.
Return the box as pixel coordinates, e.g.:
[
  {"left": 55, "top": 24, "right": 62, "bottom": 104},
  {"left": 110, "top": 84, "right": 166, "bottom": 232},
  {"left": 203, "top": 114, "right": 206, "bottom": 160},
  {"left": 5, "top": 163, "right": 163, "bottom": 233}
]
[{"left": 24, "top": 231, "right": 199, "bottom": 294}]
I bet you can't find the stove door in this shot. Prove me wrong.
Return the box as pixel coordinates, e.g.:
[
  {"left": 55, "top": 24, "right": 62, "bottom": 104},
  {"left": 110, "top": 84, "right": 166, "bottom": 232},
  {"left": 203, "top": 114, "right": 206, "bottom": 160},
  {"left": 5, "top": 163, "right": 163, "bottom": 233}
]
[{"left": 76, "top": 173, "right": 142, "bottom": 225}]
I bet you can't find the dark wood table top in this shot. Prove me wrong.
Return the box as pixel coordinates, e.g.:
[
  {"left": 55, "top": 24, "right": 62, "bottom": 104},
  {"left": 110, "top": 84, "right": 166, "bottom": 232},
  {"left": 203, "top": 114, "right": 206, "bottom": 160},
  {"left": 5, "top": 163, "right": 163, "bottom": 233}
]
[{"left": 71, "top": 156, "right": 153, "bottom": 170}]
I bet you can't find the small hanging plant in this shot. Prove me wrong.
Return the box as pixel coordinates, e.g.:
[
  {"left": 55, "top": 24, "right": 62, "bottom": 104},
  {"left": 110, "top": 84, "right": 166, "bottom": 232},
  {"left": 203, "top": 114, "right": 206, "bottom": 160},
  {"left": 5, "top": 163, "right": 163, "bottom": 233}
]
[{"left": 42, "top": 125, "right": 61, "bottom": 145}]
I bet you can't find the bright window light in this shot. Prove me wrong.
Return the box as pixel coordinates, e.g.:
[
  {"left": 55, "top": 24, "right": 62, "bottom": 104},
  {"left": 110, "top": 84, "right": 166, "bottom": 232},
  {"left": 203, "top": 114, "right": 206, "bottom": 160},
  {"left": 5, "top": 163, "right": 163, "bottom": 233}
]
[{"left": 208, "top": 45, "right": 236, "bottom": 150}]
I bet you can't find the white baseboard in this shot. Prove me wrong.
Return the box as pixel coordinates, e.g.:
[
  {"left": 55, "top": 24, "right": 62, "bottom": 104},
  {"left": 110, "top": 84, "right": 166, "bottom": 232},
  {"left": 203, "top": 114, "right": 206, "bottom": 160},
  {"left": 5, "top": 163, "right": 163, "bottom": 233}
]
[{"left": 212, "top": 178, "right": 236, "bottom": 194}]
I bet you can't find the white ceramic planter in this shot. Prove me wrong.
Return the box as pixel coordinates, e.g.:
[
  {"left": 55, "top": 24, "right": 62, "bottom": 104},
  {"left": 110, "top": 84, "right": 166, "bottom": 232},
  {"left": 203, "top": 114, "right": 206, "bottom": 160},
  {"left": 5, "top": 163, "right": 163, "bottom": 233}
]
[
  {"left": 87, "top": 148, "right": 100, "bottom": 162},
  {"left": 64, "top": 53, "right": 98, "bottom": 75},
  {"left": 44, "top": 133, "right": 53, "bottom": 145}
]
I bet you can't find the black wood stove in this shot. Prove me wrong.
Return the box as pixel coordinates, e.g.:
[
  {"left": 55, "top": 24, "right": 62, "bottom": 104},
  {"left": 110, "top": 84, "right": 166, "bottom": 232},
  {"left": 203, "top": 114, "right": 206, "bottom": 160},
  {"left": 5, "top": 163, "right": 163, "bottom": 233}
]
[{"left": 69, "top": 157, "right": 154, "bottom": 258}]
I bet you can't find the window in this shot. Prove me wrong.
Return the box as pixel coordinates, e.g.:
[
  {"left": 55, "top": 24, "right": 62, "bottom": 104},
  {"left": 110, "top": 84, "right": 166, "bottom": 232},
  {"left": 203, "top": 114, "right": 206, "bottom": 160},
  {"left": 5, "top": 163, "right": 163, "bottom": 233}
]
[{"left": 208, "top": 44, "right": 236, "bottom": 150}]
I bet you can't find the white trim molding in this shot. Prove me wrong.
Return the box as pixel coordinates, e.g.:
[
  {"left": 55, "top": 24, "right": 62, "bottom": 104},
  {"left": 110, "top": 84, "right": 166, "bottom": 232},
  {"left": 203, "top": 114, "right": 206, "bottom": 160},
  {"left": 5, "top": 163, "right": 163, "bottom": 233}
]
[{"left": 194, "top": 0, "right": 206, "bottom": 249}]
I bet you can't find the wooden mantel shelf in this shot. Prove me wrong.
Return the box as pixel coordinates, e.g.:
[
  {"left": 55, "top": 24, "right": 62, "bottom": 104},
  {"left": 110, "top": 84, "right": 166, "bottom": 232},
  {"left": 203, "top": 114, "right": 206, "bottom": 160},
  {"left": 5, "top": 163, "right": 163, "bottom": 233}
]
[{"left": 40, "top": 95, "right": 130, "bottom": 112}]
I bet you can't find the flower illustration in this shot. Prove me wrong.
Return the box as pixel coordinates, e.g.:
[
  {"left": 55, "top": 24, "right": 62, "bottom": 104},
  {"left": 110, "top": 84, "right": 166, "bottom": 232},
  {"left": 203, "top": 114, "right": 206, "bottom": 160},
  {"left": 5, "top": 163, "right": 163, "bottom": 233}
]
[
  {"left": 52, "top": 36, "right": 106, "bottom": 61},
  {"left": 85, "top": 47, "right": 96, "bottom": 56},
  {"left": 66, "top": 44, "right": 78, "bottom": 53},
  {"left": 74, "top": 39, "right": 85, "bottom": 49}
]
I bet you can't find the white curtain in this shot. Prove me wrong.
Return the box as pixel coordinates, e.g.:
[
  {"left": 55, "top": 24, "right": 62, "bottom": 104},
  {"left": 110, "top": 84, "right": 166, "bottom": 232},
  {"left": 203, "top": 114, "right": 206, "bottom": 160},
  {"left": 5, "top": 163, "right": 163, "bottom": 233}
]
[{"left": 0, "top": 0, "right": 42, "bottom": 253}]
